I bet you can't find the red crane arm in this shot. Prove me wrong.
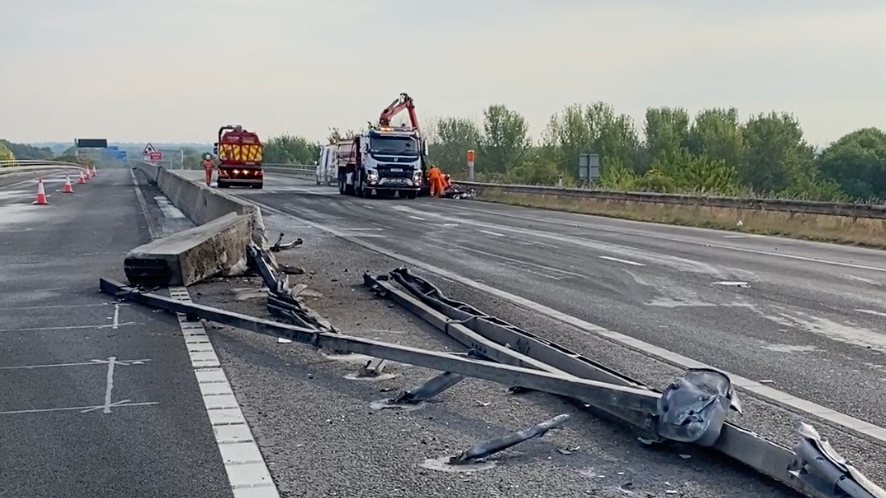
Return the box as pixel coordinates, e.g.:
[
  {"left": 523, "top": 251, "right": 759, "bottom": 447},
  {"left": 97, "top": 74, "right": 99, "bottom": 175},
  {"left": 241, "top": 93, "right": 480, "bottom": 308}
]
[{"left": 378, "top": 93, "right": 420, "bottom": 132}]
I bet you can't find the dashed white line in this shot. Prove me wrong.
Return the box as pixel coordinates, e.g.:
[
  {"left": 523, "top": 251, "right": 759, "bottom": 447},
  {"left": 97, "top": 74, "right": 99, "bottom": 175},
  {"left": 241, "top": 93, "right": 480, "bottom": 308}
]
[
  {"left": 479, "top": 229, "right": 506, "bottom": 237},
  {"left": 112, "top": 303, "right": 120, "bottom": 329},
  {"left": 856, "top": 309, "right": 886, "bottom": 318},
  {"left": 408, "top": 215, "right": 426, "bottom": 221},
  {"left": 599, "top": 256, "right": 645, "bottom": 266},
  {"left": 168, "top": 286, "right": 279, "bottom": 498}
]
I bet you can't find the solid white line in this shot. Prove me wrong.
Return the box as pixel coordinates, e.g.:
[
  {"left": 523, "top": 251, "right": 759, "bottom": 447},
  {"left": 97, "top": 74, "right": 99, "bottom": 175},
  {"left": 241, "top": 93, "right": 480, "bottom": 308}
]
[
  {"left": 0, "top": 401, "right": 158, "bottom": 415},
  {"left": 168, "top": 286, "right": 280, "bottom": 498},
  {"left": 0, "top": 359, "right": 150, "bottom": 370},
  {"left": 0, "top": 303, "right": 124, "bottom": 311},
  {"left": 112, "top": 303, "right": 120, "bottom": 329},
  {"left": 599, "top": 256, "right": 645, "bottom": 266},
  {"left": 856, "top": 309, "right": 886, "bottom": 318},
  {"left": 0, "top": 322, "right": 138, "bottom": 333},
  {"left": 102, "top": 356, "right": 117, "bottom": 414},
  {"left": 246, "top": 198, "right": 886, "bottom": 446},
  {"left": 130, "top": 168, "right": 160, "bottom": 239}
]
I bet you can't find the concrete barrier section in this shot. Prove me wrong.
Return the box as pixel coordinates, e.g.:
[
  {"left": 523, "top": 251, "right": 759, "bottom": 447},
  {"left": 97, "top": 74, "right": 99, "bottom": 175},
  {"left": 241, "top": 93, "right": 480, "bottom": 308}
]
[{"left": 124, "top": 212, "right": 252, "bottom": 287}]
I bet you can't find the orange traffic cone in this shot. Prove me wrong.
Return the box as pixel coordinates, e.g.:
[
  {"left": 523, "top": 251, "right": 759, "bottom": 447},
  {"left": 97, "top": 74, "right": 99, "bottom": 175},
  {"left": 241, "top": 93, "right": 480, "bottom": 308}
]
[
  {"left": 89, "top": 166, "right": 96, "bottom": 178},
  {"left": 79, "top": 170, "right": 87, "bottom": 184},
  {"left": 33, "top": 177, "right": 49, "bottom": 205},
  {"left": 92, "top": 166, "right": 98, "bottom": 177},
  {"left": 63, "top": 175, "right": 74, "bottom": 193}
]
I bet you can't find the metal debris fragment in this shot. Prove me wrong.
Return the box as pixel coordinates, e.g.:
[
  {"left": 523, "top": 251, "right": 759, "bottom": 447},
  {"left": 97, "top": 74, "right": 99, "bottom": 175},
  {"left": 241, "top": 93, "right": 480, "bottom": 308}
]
[
  {"left": 271, "top": 232, "right": 302, "bottom": 252},
  {"left": 449, "top": 414, "right": 570, "bottom": 464}
]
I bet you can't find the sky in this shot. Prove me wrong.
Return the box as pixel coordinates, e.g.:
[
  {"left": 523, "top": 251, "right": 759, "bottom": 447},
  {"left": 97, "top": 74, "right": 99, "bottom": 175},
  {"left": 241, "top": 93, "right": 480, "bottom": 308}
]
[{"left": 2, "top": 0, "right": 885, "bottom": 146}]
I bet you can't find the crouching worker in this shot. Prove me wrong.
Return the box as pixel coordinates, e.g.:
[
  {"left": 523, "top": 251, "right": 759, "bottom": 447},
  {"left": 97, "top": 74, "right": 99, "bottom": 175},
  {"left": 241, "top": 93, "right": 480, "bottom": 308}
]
[{"left": 428, "top": 164, "right": 446, "bottom": 197}]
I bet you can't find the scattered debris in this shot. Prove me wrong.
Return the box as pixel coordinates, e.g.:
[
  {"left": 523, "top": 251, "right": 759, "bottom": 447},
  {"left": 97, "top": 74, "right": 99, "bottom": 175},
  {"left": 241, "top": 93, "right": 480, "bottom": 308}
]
[
  {"left": 449, "top": 414, "right": 570, "bottom": 464},
  {"left": 271, "top": 232, "right": 302, "bottom": 252}
]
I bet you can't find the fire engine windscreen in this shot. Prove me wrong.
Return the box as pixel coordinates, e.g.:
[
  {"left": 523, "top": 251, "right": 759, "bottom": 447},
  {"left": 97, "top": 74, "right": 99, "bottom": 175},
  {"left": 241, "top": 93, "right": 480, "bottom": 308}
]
[{"left": 369, "top": 136, "right": 420, "bottom": 156}]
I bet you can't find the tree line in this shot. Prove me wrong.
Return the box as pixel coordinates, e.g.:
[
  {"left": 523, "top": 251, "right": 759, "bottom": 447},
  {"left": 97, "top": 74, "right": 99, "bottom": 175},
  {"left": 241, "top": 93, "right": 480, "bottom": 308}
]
[
  {"left": 423, "top": 104, "right": 885, "bottom": 202},
  {"left": 0, "top": 140, "right": 95, "bottom": 166}
]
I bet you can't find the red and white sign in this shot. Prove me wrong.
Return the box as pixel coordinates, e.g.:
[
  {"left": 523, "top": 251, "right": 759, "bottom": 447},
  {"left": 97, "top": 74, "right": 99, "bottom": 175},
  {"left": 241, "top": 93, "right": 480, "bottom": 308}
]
[
  {"left": 143, "top": 143, "right": 157, "bottom": 155},
  {"left": 149, "top": 151, "right": 162, "bottom": 161}
]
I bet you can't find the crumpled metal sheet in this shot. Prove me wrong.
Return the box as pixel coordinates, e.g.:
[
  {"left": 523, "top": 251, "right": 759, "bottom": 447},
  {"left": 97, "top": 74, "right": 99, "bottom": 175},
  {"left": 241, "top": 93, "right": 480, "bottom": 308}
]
[
  {"left": 655, "top": 368, "right": 741, "bottom": 447},
  {"left": 793, "top": 417, "right": 886, "bottom": 498}
]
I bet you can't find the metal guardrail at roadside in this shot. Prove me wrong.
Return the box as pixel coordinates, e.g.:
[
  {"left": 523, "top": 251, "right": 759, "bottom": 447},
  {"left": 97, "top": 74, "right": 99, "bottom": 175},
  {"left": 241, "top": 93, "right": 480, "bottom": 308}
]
[
  {"left": 262, "top": 163, "right": 314, "bottom": 179},
  {"left": 258, "top": 163, "right": 886, "bottom": 219},
  {"left": 455, "top": 181, "right": 886, "bottom": 220},
  {"left": 0, "top": 160, "right": 89, "bottom": 176}
]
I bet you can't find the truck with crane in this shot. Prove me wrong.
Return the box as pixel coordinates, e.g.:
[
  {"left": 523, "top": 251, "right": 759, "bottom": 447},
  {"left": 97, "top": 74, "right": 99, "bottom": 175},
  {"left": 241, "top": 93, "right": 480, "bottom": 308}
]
[
  {"left": 213, "top": 125, "right": 264, "bottom": 189},
  {"left": 337, "top": 93, "right": 428, "bottom": 198}
]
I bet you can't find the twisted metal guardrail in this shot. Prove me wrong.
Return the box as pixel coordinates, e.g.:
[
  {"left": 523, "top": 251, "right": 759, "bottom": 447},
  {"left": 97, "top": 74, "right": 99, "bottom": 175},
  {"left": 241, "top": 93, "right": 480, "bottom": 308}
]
[{"left": 259, "top": 164, "right": 886, "bottom": 219}]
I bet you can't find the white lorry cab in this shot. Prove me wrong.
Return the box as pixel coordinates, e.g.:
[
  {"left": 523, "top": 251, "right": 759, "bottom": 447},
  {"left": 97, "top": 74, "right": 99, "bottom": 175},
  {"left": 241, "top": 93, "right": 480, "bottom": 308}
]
[{"left": 316, "top": 145, "right": 337, "bottom": 186}]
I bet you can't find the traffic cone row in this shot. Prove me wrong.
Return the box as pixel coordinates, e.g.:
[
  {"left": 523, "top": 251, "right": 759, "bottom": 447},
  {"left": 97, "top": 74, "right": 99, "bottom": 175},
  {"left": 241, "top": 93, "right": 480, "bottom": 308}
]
[{"left": 33, "top": 167, "right": 98, "bottom": 205}]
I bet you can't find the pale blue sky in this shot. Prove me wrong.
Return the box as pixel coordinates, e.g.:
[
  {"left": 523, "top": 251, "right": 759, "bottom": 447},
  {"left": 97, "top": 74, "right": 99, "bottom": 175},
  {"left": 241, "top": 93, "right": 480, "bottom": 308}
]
[{"left": 2, "top": 0, "right": 885, "bottom": 145}]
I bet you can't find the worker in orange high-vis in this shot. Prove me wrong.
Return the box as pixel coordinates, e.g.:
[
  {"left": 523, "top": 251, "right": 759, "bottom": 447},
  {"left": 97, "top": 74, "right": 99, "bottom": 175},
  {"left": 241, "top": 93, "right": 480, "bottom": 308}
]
[
  {"left": 201, "top": 154, "right": 215, "bottom": 186},
  {"left": 427, "top": 164, "right": 446, "bottom": 197}
]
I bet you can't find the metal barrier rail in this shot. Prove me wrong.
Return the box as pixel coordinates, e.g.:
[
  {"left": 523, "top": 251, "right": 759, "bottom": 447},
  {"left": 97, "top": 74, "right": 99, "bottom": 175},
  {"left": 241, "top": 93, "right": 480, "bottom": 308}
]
[
  {"left": 258, "top": 164, "right": 886, "bottom": 219},
  {"left": 262, "top": 163, "right": 314, "bottom": 178},
  {"left": 455, "top": 181, "right": 886, "bottom": 219},
  {"left": 0, "top": 160, "right": 89, "bottom": 176}
]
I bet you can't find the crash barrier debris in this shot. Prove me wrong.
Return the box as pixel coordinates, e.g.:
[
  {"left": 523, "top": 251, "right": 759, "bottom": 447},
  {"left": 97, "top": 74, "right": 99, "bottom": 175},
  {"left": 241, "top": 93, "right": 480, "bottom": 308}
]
[
  {"left": 124, "top": 212, "right": 252, "bottom": 287},
  {"left": 457, "top": 181, "right": 886, "bottom": 219},
  {"left": 245, "top": 243, "right": 336, "bottom": 334},
  {"left": 363, "top": 267, "right": 886, "bottom": 498},
  {"left": 98, "top": 268, "right": 886, "bottom": 498}
]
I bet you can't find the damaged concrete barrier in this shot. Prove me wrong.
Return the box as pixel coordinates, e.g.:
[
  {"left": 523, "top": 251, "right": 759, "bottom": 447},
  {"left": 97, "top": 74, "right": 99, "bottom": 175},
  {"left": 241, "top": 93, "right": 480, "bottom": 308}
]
[
  {"left": 133, "top": 163, "right": 280, "bottom": 280},
  {"left": 124, "top": 212, "right": 251, "bottom": 286}
]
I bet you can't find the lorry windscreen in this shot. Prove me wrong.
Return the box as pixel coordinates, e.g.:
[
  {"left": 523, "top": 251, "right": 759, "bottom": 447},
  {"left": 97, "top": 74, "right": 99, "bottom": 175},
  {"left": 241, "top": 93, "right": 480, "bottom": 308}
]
[{"left": 369, "top": 136, "right": 419, "bottom": 156}]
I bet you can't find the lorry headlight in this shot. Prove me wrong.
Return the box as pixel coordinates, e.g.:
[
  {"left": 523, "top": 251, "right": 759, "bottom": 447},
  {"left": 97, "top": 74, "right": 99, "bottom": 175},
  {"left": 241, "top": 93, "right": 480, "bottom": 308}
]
[
  {"left": 367, "top": 170, "right": 378, "bottom": 180},
  {"left": 412, "top": 171, "right": 421, "bottom": 181}
]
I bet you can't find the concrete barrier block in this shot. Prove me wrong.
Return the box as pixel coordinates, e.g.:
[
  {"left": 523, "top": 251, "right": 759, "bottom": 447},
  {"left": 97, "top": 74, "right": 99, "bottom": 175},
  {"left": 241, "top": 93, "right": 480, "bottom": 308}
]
[{"left": 124, "top": 212, "right": 252, "bottom": 287}]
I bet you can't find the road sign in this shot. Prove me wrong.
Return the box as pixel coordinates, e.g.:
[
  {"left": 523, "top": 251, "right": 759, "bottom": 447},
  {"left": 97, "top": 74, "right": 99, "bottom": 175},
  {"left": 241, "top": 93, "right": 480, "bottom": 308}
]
[
  {"left": 143, "top": 143, "right": 157, "bottom": 155},
  {"left": 115, "top": 150, "right": 127, "bottom": 160},
  {"left": 149, "top": 151, "right": 162, "bottom": 161}
]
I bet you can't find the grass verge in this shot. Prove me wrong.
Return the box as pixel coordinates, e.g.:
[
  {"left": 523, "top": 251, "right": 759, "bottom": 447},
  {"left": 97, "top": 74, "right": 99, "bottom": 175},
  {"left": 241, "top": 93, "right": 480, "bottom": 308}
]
[{"left": 476, "top": 190, "right": 886, "bottom": 249}]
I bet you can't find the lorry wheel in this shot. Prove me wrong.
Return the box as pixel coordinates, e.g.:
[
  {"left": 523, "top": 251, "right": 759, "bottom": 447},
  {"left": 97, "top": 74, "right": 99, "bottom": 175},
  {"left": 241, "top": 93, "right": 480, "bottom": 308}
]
[
  {"left": 338, "top": 175, "right": 345, "bottom": 194},
  {"left": 218, "top": 181, "right": 229, "bottom": 188},
  {"left": 355, "top": 172, "right": 365, "bottom": 197},
  {"left": 251, "top": 183, "right": 263, "bottom": 189}
]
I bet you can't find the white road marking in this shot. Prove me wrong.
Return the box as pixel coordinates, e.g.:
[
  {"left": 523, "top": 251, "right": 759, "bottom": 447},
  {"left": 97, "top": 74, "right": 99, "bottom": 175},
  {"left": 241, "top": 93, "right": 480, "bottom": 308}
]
[
  {"left": 0, "top": 358, "right": 150, "bottom": 370},
  {"left": 599, "top": 256, "right": 645, "bottom": 266},
  {"left": 101, "top": 357, "right": 117, "bottom": 413},
  {"left": 168, "top": 286, "right": 280, "bottom": 498},
  {"left": 247, "top": 198, "right": 886, "bottom": 446},
  {"left": 130, "top": 168, "right": 160, "bottom": 239},
  {"left": 713, "top": 281, "right": 750, "bottom": 287},
  {"left": 856, "top": 309, "right": 886, "bottom": 318},
  {"left": 154, "top": 195, "right": 186, "bottom": 219},
  {"left": 843, "top": 274, "right": 882, "bottom": 286},
  {"left": 479, "top": 229, "right": 506, "bottom": 237},
  {"left": 459, "top": 246, "right": 586, "bottom": 279},
  {"left": 442, "top": 203, "right": 886, "bottom": 273},
  {"left": 0, "top": 402, "right": 158, "bottom": 416},
  {"left": 0, "top": 322, "right": 138, "bottom": 333},
  {"left": 112, "top": 303, "right": 120, "bottom": 329},
  {"left": 0, "top": 303, "right": 127, "bottom": 311},
  {"left": 408, "top": 215, "right": 426, "bottom": 221}
]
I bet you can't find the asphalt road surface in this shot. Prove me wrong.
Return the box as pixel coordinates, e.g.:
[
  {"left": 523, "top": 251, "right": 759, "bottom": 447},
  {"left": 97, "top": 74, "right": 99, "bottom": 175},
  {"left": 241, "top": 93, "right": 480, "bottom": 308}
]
[
  {"left": 215, "top": 173, "right": 886, "bottom": 432},
  {"left": 0, "top": 169, "right": 231, "bottom": 498}
]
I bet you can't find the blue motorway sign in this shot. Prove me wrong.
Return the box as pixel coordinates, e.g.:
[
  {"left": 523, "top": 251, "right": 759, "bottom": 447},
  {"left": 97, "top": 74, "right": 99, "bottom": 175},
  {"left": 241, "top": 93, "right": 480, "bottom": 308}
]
[{"left": 115, "top": 150, "right": 127, "bottom": 160}]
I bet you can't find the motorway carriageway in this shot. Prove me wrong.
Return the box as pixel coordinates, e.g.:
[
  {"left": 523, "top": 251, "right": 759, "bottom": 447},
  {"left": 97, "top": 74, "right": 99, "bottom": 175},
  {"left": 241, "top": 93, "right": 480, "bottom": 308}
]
[
  {"left": 0, "top": 170, "right": 246, "bottom": 498},
  {"left": 196, "top": 171, "right": 886, "bottom": 439}
]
